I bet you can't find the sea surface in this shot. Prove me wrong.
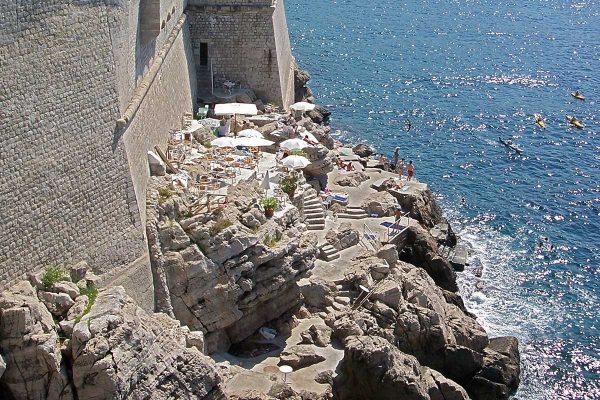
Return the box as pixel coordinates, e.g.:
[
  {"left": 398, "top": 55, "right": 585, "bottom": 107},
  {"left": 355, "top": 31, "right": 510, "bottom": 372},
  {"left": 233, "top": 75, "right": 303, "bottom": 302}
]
[{"left": 286, "top": 0, "right": 600, "bottom": 398}]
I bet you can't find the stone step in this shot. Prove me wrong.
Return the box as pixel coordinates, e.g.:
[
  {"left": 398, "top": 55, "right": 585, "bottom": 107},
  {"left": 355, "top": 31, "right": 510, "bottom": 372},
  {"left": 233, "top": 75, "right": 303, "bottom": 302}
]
[
  {"left": 304, "top": 199, "right": 321, "bottom": 205},
  {"left": 304, "top": 193, "right": 318, "bottom": 201},
  {"left": 345, "top": 207, "right": 367, "bottom": 214},
  {"left": 307, "top": 224, "right": 325, "bottom": 231},
  {"left": 304, "top": 206, "right": 323, "bottom": 213},
  {"left": 306, "top": 218, "right": 325, "bottom": 225},
  {"left": 323, "top": 253, "right": 340, "bottom": 261},
  {"left": 331, "top": 301, "right": 346, "bottom": 312},
  {"left": 337, "top": 213, "right": 368, "bottom": 220},
  {"left": 305, "top": 210, "right": 324, "bottom": 216},
  {"left": 337, "top": 290, "right": 353, "bottom": 296},
  {"left": 320, "top": 244, "right": 335, "bottom": 251},
  {"left": 322, "top": 247, "right": 338, "bottom": 256}
]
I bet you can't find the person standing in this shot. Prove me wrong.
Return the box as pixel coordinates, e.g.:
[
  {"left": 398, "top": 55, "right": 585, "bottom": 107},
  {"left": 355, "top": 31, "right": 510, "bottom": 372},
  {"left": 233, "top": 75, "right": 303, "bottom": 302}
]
[
  {"left": 397, "top": 158, "right": 405, "bottom": 179},
  {"left": 392, "top": 147, "right": 400, "bottom": 170},
  {"left": 407, "top": 160, "right": 414, "bottom": 181}
]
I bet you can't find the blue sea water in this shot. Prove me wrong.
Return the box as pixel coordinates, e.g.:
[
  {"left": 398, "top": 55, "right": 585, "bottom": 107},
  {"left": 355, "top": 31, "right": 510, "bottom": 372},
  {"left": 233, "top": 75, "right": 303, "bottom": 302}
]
[{"left": 286, "top": 0, "right": 600, "bottom": 398}]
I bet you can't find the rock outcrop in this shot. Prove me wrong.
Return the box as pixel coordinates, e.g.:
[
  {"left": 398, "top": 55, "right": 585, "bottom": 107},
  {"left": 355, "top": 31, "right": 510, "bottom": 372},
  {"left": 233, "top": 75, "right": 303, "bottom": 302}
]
[
  {"left": 71, "top": 286, "right": 224, "bottom": 399},
  {"left": 361, "top": 191, "right": 398, "bottom": 217},
  {"left": 334, "top": 335, "right": 469, "bottom": 400},
  {"left": 388, "top": 186, "right": 444, "bottom": 228},
  {"left": 149, "top": 181, "right": 319, "bottom": 353},
  {"left": 0, "top": 281, "right": 73, "bottom": 400}
]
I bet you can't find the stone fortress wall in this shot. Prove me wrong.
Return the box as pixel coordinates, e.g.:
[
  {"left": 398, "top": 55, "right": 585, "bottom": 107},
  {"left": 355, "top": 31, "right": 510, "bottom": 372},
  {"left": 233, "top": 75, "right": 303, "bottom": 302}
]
[
  {"left": 187, "top": 0, "right": 295, "bottom": 108},
  {"left": 0, "top": 0, "right": 294, "bottom": 309},
  {"left": 0, "top": 0, "right": 196, "bottom": 310}
]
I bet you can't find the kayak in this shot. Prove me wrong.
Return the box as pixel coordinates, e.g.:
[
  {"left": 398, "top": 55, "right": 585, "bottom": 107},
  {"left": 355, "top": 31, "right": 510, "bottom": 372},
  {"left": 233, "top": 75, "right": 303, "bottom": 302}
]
[
  {"left": 566, "top": 115, "right": 585, "bottom": 129},
  {"left": 534, "top": 113, "right": 546, "bottom": 129},
  {"left": 498, "top": 137, "right": 523, "bottom": 154},
  {"left": 571, "top": 92, "right": 585, "bottom": 101}
]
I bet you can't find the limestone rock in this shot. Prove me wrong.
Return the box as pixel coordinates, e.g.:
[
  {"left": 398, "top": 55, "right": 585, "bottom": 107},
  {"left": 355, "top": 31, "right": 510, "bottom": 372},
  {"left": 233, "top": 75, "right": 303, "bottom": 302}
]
[
  {"left": 389, "top": 186, "right": 444, "bottom": 228},
  {"left": 159, "top": 221, "right": 191, "bottom": 251},
  {"left": 0, "top": 281, "right": 72, "bottom": 400},
  {"left": 52, "top": 281, "right": 80, "bottom": 300},
  {"left": 185, "top": 330, "right": 206, "bottom": 354},
  {"left": 361, "top": 191, "right": 398, "bottom": 217},
  {"left": 334, "top": 335, "right": 469, "bottom": 400},
  {"left": 315, "top": 369, "right": 333, "bottom": 385},
  {"left": 302, "top": 147, "right": 334, "bottom": 177},
  {"left": 59, "top": 319, "right": 75, "bottom": 336},
  {"left": 352, "top": 143, "right": 374, "bottom": 158},
  {"left": 71, "top": 286, "right": 224, "bottom": 399},
  {"left": 299, "top": 324, "right": 332, "bottom": 347},
  {"left": 334, "top": 171, "right": 369, "bottom": 187},
  {"left": 38, "top": 290, "right": 75, "bottom": 317},
  {"left": 403, "top": 225, "right": 459, "bottom": 292},
  {"left": 148, "top": 150, "right": 166, "bottom": 176},
  {"left": 0, "top": 354, "right": 5, "bottom": 379},
  {"left": 279, "top": 345, "right": 326, "bottom": 369},
  {"left": 467, "top": 337, "right": 520, "bottom": 400},
  {"left": 377, "top": 244, "right": 399, "bottom": 265},
  {"left": 69, "top": 261, "right": 90, "bottom": 282},
  {"left": 299, "top": 278, "right": 336, "bottom": 309},
  {"left": 325, "top": 222, "right": 359, "bottom": 251},
  {"left": 66, "top": 294, "right": 88, "bottom": 321},
  {"left": 371, "top": 279, "right": 402, "bottom": 309}
]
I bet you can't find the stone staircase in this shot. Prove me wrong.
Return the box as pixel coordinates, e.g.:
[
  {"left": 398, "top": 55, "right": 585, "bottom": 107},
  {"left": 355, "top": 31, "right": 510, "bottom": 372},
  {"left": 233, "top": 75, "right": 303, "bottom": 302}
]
[
  {"left": 303, "top": 191, "right": 325, "bottom": 231},
  {"left": 319, "top": 243, "right": 340, "bottom": 261},
  {"left": 337, "top": 206, "right": 368, "bottom": 220}
]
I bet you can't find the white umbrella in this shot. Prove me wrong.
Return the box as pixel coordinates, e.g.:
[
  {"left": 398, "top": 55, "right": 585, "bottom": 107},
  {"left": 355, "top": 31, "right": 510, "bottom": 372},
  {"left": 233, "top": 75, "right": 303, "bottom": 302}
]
[
  {"left": 235, "top": 137, "right": 274, "bottom": 147},
  {"left": 210, "top": 137, "right": 237, "bottom": 148},
  {"left": 238, "top": 129, "right": 264, "bottom": 139},
  {"left": 290, "top": 102, "right": 316, "bottom": 112},
  {"left": 280, "top": 138, "right": 310, "bottom": 151},
  {"left": 214, "top": 103, "right": 258, "bottom": 116},
  {"left": 282, "top": 155, "right": 311, "bottom": 169}
]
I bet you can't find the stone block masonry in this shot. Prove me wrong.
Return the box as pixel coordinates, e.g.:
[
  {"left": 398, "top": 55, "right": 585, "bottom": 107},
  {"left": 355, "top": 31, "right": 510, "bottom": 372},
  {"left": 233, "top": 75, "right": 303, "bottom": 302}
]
[
  {"left": 0, "top": 1, "right": 196, "bottom": 311},
  {"left": 188, "top": 0, "right": 295, "bottom": 108}
]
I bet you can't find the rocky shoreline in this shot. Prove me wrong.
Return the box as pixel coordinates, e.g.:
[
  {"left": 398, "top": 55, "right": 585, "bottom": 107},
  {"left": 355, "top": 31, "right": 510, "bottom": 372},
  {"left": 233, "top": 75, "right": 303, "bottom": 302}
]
[{"left": 0, "top": 69, "right": 520, "bottom": 400}]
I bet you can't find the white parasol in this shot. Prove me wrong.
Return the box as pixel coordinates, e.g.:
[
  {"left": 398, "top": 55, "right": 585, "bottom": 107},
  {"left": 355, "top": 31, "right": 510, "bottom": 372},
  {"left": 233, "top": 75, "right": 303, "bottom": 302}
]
[
  {"left": 280, "top": 138, "right": 310, "bottom": 151},
  {"left": 235, "top": 137, "right": 274, "bottom": 147},
  {"left": 282, "top": 155, "right": 311, "bottom": 169},
  {"left": 210, "top": 137, "right": 237, "bottom": 148},
  {"left": 237, "top": 129, "right": 264, "bottom": 139},
  {"left": 214, "top": 103, "right": 258, "bottom": 116}
]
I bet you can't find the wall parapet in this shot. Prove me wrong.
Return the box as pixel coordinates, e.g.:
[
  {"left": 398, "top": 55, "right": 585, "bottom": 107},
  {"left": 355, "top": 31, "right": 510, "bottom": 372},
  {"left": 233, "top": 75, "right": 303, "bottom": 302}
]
[
  {"left": 116, "top": 13, "right": 188, "bottom": 130},
  {"left": 188, "top": 0, "right": 275, "bottom": 6}
]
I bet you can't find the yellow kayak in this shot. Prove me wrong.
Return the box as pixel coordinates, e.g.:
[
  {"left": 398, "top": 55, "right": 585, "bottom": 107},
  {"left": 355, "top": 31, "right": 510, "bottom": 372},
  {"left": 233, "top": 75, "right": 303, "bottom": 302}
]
[
  {"left": 571, "top": 91, "right": 585, "bottom": 101},
  {"left": 534, "top": 113, "right": 546, "bottom": 129},
  {"left": 566, "top": 115, "right": 585, "bottom": 129}
]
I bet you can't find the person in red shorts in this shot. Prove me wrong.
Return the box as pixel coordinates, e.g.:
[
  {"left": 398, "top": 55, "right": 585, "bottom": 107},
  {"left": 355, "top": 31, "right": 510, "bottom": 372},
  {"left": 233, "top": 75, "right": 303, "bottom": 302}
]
[{"left": 407, "top": 160, "right": 414, "bottom": 181}]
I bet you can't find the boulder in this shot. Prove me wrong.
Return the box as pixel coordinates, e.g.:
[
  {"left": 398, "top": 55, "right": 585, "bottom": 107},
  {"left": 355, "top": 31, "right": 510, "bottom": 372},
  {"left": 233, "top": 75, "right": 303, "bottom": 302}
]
[
  {"left": 377, "top": 244, "right": 399, "bottom": 265},
  {"left": 361, "top": 191, "right": 398, "bottom": 217},
  {"left": 334, "top": 335, "right": 469, "bottom": 400},
  {"left": 467, "top": 337, "right": 520, "bottom": 400},
  {"left": 334, "top": 171, "right": 369, "bottom": 187},
  {"left": 66, "top": 294, "right": 89, "bottom": 321},
  {"left": 71, "top": 286, "right": 224, "bottom": 399},
  {"left": 185, "top": 330, "right": 206, "bottom": 354},
  {"left": 302, "top": 147, "right": 335, "bottom": 177},
  {"left": 299, "top": 278, "right": 336, "bottom": 309},
  {"left": 158, "top": 221, "right": 191, "bottom": 251},
  {"left": 389, "top": 186, "right": 444, "bottom": 228},
  {"left": 325, "top": 222, "right": 359, "bottom": 251},
  {"left": 403, "top": 225, "right": 458, "bottom": 292},
  {"left": 38, "top": 290, "right": 75, "bottom": 317},
  {"left": 52, "top": 281, "right": 80, "bottom": 300},
  {"left": 299, "top": 324, "right": 332, "bottom": 347},
  {"left": 148, "top": 150, "right": 166, "bottom": 176},
  {"left": 352, "top": 143, "right": 374, "bottom": 158},
  {"left": 69, "top": 260, "right": 90, "bottom": 282},
  {"left": 315, "top": 369, "right": 333, "bottom": 385},
  {"left": 0, "top": 281, "right": 73, "bottom": 400},
  {"left": 279, "top": 345, "right": 326, "bottom": 369},
  {"left": 371, "top": 279, "right": 402, "bottom": 309}
]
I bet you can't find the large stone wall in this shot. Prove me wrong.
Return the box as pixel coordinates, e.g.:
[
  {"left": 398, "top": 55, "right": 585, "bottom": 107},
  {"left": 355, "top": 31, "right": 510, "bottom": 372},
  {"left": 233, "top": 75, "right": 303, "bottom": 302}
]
[
  {"left": 187, "top": 0, "right": 295, "bottom": 108},
  {"left": 0, "top": 0, "right": 196, "bottom": 312}
]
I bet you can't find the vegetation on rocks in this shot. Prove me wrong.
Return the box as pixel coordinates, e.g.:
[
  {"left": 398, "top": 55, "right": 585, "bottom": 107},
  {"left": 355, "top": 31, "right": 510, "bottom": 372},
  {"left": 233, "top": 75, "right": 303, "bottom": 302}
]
[
  {"left": 41, "top": 265, "right": 70, "bottom": 289},
  {"left": 260, "top": 196, "right": 279, "bottom": 211},
  {"left": 210, "top": 218, "right": 232, "bottom": 235}
]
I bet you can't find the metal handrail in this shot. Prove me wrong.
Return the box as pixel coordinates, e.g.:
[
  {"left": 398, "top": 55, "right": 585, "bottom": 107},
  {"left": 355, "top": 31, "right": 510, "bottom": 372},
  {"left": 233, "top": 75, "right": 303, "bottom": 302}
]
[
  {"left": 363, "top": 223, "right": 379, "bottom": 251},
  {"left": 387, "top": 212, "right": 410, "bottom": 241}
]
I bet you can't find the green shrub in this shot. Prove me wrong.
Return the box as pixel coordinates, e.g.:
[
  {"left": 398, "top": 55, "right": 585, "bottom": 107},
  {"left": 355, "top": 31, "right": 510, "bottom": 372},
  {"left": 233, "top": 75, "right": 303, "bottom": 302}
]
[
  {"left": 41, "top": 265, "right": 70, "bottom": 289},
  {"left": 210, "top": 218, "right": 232, "bottom": 235},
  {"left": 75, "top": 283, "right": 98, "bottom": 323},
  {"left": 263, "top": 234, "right": 277, "bottom": 248},
  {"left": 279, "top": 174, "right": 298, "bottom": 194},
  {"left": 260, "top": 197, "right": 279, "bottom": 211},
  {"left": 158, "top": 187, "right": 175, "bottom": 204}
]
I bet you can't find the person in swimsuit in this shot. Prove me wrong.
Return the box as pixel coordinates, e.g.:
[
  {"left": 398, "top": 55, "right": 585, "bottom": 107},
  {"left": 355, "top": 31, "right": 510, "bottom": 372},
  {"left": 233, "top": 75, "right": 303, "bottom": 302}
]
[
  {"left": 407, "top": 160, "right": 414, "bottom": 181},
  {"left": 397, "top": 158, "right": 405, "bottom": 179},
  {"left": 392, "top": 147, "right": 400, "bottom": 170}
]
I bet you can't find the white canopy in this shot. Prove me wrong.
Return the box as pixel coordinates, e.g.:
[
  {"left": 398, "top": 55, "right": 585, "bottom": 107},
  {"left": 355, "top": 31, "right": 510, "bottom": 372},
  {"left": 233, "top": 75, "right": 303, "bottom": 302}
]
[
  {"left": 238, "top": 129, "right": 264, "bottom": 139},
  {"left": 280, "top": 138, "right": 310, "bottom": 151},
  {"left": 210, "top": 137, "right": 237, "bottom": 148},
  {"left": 235, "top": 137, "right": 274, "bottom": 147},
  {"left": 214, "top": 103, "right": 258, "bottom": 116},
  {"left": 290, "top": 101, "right": 316, "bottom": 112},
  {"left": 282, "top": 155, "right": 311, "bottom": 169}
]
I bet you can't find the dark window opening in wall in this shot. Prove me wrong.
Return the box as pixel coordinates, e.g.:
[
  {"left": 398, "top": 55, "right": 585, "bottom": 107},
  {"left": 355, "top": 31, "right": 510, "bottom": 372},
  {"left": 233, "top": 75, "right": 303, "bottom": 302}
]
[
  {"left": 139, "top": 0, "right": 160, "bottom": 47},
  {"left": 200, "top": 43, "right": 209, "bottom": 66}
]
